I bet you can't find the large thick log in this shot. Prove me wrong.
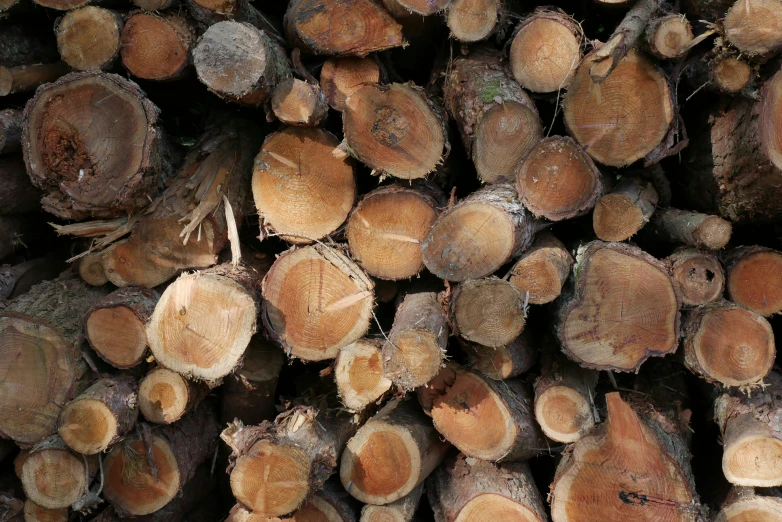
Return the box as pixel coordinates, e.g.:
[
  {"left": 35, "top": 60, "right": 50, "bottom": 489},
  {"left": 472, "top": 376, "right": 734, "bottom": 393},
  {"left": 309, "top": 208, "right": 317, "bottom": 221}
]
[
  {"left": 714, "top": 371, "right": 782, "bottom": 487},
  {"left": 320, "top": 57, "right": 381, "bottom": 112},
  {"left": 421, "top": 184, "right": 540, "bottom": 282},
  {"left": 592, "top": 173, "right": 659, "bottom": 242},
  {"left": 253, "top": 127, "right": 355, "bottom": 244},
  {"left": 444, "top": 47, "right": 541, "bottom": 184},
  {"left": 343, "top": 83, "right": 448, "bottom": 180},
  {"left": 120, "top": 12, "right": 195, "bottom": 81},
  {"left": 724, "top": 0, "right": 782, "bottom": 56},
  {"left": 0, "top": 273, "right": 107, "bottom": 446},
  {"left": 427, "top": 365, "right": 544, "bottom": 462},
  {"left": 335, "top": 339, "right": 392, "bottom": 412},
  {"left": 55, "top": 7, "right": 122, "bottom": 71},
  {"left": 0, "top": 156, "right": 41, "bottom": 215},
  {"left": 285, "top": 0, "right": 404, "bottom": 56},
  {"left": 102, "top": 403, "right": 219, "bottom": 516},
  {"left": 23, "top": 72, "right": 176, "bottom": 220},
  {"left": 726, "top": 245, "right": 782, "bottom": 316},
  {"left": 667, "top": 247, "right": 724, "bottom": 308},
  {"left": 449, "top": 278, "right": 525, "bottom": 348},
  {"left": 262, "top": 244, "right": 374, "bottom": 361},
  {"left": 428, "top": 455, "right": 546, "bottom": 522},
  {"left": 340, "top": 399, "right": 450, "bottom": 505},
  {"left": 139, "top": 367, "right": 209, "bottom": 425},
  {"left": 508, "top": 232, "right": 573, "bottom": 305},
  {"left": 550, "top": 392, "right": 703, "bottom": 521},
  {"left": 223, "top": 403, "right": 359, "bottom": 518}
]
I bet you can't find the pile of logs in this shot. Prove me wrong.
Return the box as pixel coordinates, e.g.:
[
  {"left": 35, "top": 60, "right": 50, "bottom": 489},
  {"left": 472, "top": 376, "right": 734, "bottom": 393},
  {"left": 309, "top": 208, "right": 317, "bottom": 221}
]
[{"left": 2, "top": 0, "right": 782, "bottom": 521}]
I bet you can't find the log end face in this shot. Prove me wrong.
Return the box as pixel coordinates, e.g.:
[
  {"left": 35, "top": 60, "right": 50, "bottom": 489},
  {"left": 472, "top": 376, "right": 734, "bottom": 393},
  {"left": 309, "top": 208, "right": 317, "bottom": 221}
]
[
  {"left": 727, "top": 250, "right": 782, "bottom": 317},
  {"left": 86, "top": 306, "right": 147, "bottom": 369},
  {"left": 723, "top": 434, "right": 782, "bottom": 487},
  {"left": 453, "top": 279, "right": 525, "bottom": 347},
  {"left": 320, "top": 57, "right": 381, "bottom": 112},
  {"left": 58, "top": 399, "right": 117, "bottom": 455},
  {"left": 474, "top": 102, "right": 541, "bottom": 184},
  {"left": 336, "top": 340, "right": 392, "bottom": 412},
  {"left": 271, "top": 78, "right": 327, "bottom": 126},
  {"left": 446, "top": 0, "right": 499, "bottom": 42},
  {"left": 593, "top": 194, "right": 647, "bottom": 242},
  {"left": 534, "top": 385, "right": 595, "bottom": 444},
  {"left": 21, "top": 447, "right": 87, "bottom": 509},
  {"left": 121, "top": 13, "right": 191, "bottom": 81},
  {"left": 712, "top": 57, "right": 752, "bottom": 94},
  {"left": 670, "top": 250, "right": 724, "bottom": 307},
  {"left": 55, "top": 7, "right": 121, "bottom": 71},
  {"left": 716, "top": 496, "right": 782, "bottom": 522},
  {"left": 510, "top": 15, "right": 581, "bottom": 93},
  {"left": 24, "top": 500, "right": 68, "bottom": 522},
  {"left": 693, "top": 216, "right": 732, "bottom": 250},
  {"left": 724, "top": 0, "right": 782, "bottom": 55},
  {"left": 652, "top": 16, "right": 694, "bottom": 59},
  {"left": 139, "top": 368, "right": 190, "bottom": 424},
  {"left": 383, "top": 330, "right": 444, "bottom": 390},
  {"left": 455, "top": 493, "right": 544, "bottom": 522}
]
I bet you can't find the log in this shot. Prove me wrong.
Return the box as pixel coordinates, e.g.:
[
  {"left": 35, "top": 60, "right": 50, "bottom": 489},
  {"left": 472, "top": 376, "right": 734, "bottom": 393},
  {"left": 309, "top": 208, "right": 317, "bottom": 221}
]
[
  {"left": 139, "top": 367, "right": 210, "bottom": 425},
  {"left": 667, "top": 247, "right": 724, "bottom": 307},
  {"left": 0, "top": 62, "right": 70, "bottom": 97},
  {"left": 685, "top": 69, "right": 782, "bottom": 222},
  {"left": 23, "top": 500, "right": 67, "bottom": 522},
  {"left": 57, "top": 375, "right": 139, "bottom": 455},
  {"left": 193, "top": 21, "right": 290, "bottom": 106},
  {"left": 85, "top": 287, "right": 159, "bottom": 369},
  {"left": 427, "top": 365, "right": 544, "bottom": 462},
  {"left": 343, "top": 83, "right": 447, "bottom": 180},
  {"left": 0, "top": 156, "right": 41, "bottom": 215},
  {"left": 185, "top": 0, "right": 280, "bottom": 37},
  {"left": 55, "top": 7, "right": 122, "bottom": 71},
  {"left": 509, "top": 9, "right": 582, "bottom": 93},
  {"left": 427, "top": 455, "right": 546, "bottom": 522},
  {"left": 714, "top": 371, "right": 782, "bottom": 486},
  {"left": 382, "top": 291, "right": 448, "bottom": 391},
  {"left": 383, "top": 0, "right": 449, "bottom": 15},
  {"left": 23, "top": 72, "right": 176, "bottom": 220},
  {"left": 361, "top": 484, "right": 422, "bottom": 522},
  {"left": 120, "top": 12, "right": 195, "bottom": 81},
  {"left": 462, "top": 331, "right": 537, "bottom": 380},
  {"left": 262, "top": 244, "right": 374, "bottom": 361},
  {"left": 340, "top": 399, "right": 450, "bottom": 505},
  {"left": 147, "top": 263, "right": 263, "bottom": 384},
  {"left": 0, "top": 109, "right": 22, "bottom": 155},
  {"left": 0, "top": 273, "right": 108, "bottom": 446},
  {"left": 335, "top": 339, "right": 392, "bottom": 412},
  {"left": 507, "top": 231, "right": 573, "bottom": 305},
  {"left": 515, "top": 136, "right": 607, "bottom": 221},
  {"left": 77, "top": 253, "right": 108, "bottom": 287},
  {"left": 320, "top": 57, "right": 381, "bottom": 112},
  {"left": 563, "top": 49, "right": 674, "bottom": 167},
  {"left": 446, "top": 0, "right": 502, "bottom": 42},
  {"left": 102, "top": 403, "right": 220, "bottom": 516},
  {"left": 534, "top": 350, "right": 598, "bottom": 444},
  {"left": 682, "top": 300, "right": 775, "bottom": 387},
  {"left": 284, "top": 0, "right": 404, "bottom": 56},
  {"left": 726, "top": 246, "right": 782, "bottom": 317},
  {"left": 223, "top": 403, "right": 359, "bottom": 517},
  {"left": 710, "top": 55, "right": 754, "bottom": 94},
  {"left": 421, "top": 184, "right": 540, "bottom": 282},
  {"left": 592, "top": 173, "right": 659, "bottom": 242},
  {"left": 645, "top": 14, "right": 693, "bottom": 59},
  {"left": 220, "top": 335, "right": 284, "bottom": 426},
  {"left": 557, "top": 241, "right": 680, "bottom": 372},
  {"left": 550, "top": 392, "right": 703, "bottom": 522},
  {"left": 650, "top": 208, "right": 732, "bottom": 250},
  {"left": 133, "top": 0, "right": 177, "bottom": 10},
  {"left": 253, "top": 127, "right": 355, "bottom": 244},
  {"left": 724, "top": 0, "right": 782, "bottom": 56},
  {"left": 271, "top": 78, "right": 328, "bottom": 127},
  {"left": 20, "top": 436, "right": 97, "bottom": 509},
  {"left": 449, "top": 278, "right": 525, "bottom": 348},
  {"left": 444, "top": 47, "right": 542, "bottom": 184},
  {"left": 715, "top": 487, "right": 782, "bottom": 522}
]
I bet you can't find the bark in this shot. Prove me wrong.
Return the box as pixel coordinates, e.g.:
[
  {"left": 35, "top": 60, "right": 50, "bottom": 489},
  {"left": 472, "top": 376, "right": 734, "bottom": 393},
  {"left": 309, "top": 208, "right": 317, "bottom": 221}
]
[
  {"left": 644, "top": 14, "right": 693, "bottom": 59},
  {"left": 85, "top": 287, "right": 159, "bottom": 369},
  {"left": 335, "top": 339, "right": 392, "bottom": 412},
  {"left": 428, "top": 365, "right": 544, "bottom": 462},
  {"left": 148, "top": 263, "right": 263, "bottom": 384},
  {"left": 724, "top": 0, "right": 782, "bottom": 56},
  {"left": 462, "top": 330, "right": 537, "bottom": 380},
  {"left": 509, "top": 8, "right": 583, "bottom": 93},
  {"left": 726, "top": 245, "right": 782, "bottom": 316},
  {"left": 0, "top": 110, "right": 22, "bottom": 155},
  {"left": 285, "top": 0, "right": 404, "bottom": 56},
  {"left": 667, "top": 247, "right": 724, "bottom": 307},
  {"left": 446, "top": 0, "right": 504, "bottom": 42},
  {"left": 193, "top": 21, "right": 290, "bottom": 107},
  {"left": 682, "top": 300, "right": 775, "bottom": 387},
  {"left": 223, "top": 402, "right": 359, "bottom": 517},
  {"left": 185, "top": 0, "right": 282, "bottom": 41},
  {"left": 253, "top": 127, "right": 356, "bottom": 245},
  {"left": 516, "top": 136, "right": 608, "bottom": 220},
  {"left": 343, "top": 82, "right": 448, "bottom": 180},
  {"left": 651, "top": 208, "right": 733, "bottom": 250},
  {"left": 550, "top": 392, "right": 704, "bottom": 522},
  {"left": 684, "top": 69, "right": 782, "bottom": 222},
  {"left": 57, "top": 375, "right": 139, "bottom": 455},
  {"left": 23, "top": 72, "right": 177, "bottom": 220},
  {"left": 340, "top": 399, "right": 450, "bottom": 505},
  {"left": 320, "top": 56, "right": 381, "bottom": 112},
  {"left": 592, "top": 173, "right": 659, "bottom": 241},
  {"left": 220, "top": 335, "right": 284, "bottom": 425},
  {"left": 449, "top": 278, "right": 525, "bottom": 347},
  {"left": 563, "top": 48, "right": 674, "bottom": 167},
  {"left": 382, "top": 291, "right": 448, "bottom": 390},
  {"left": 102, "top": 402, "right": 220, "bottom": 516},
  {"left": 0, "top": 272, "right": 108, "bottom": 446},
  {"left": 55, "top": 7, "right": 123, "bottom": 71},
  {"left": 428, "top": 455, "right": 547, "bottom": 522},
  {"left": 139, "top": 367, "right": 210, "bottom": 425},
  {"left": 120, "top": 11, "right": 195, "bottom": 81},
  {"left": 508, "top": 231, "right": 573, "bottom": 305},
  {"left": 421, "top": 184, "right": 541, "bottom": 282},
  {"left": 444, "top": 46, "right": 541, "bottom": 184},
  {"left": 0, "top": 156, "right": 41, "bottom": 215},
  {"left": 557, "top": 241, "right": 681, "bottom": 372},
  {"left": 271, "top": 78, "right": 329, "bottom": 126},
  {"left": 262, "top": 244, "right": 374, "bottom": 362}
]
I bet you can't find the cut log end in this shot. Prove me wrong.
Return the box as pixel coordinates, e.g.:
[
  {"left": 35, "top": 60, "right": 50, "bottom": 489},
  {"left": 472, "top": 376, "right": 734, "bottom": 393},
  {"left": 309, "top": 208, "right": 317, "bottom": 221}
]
[
  {"left": 320, "top": 57, "right": 381, "bottom": 112},
  {"left": 509, "top": 233, "right": 573, "bottom": 305},
  {"left": 649, "top": 15, "right": 693, "bottom": 59},
  {"left": 728, "top": 249, "right": 782, "bottom": 317},
  {"left": 464, "top": 336, "right": 537, "bottom": 380},
  {"left": 534, "top": 385, "right": 594, "bottom": 444},
  {"left": 139, "top": 368, "right": 192, "bottom": 424},
  {"left": 78, "top": 254, "right": 108, "bottom": 286},
  {"left": 474, "top": 102, "right": 542, "bottom": 184},
  {"left": 693, "top": 215, "right": 732, "bottom": 249},
  {"left": 271, "top": 78, "right": 328, "bottom": 127},
  {"left": 230, "top": 441, "right": 310, "bottom": 517},
  {"left": 723, "top": 431, "right": 782, "bottom": 487},
  {"left": 21, "top": 444, "right": 89, "bottom": 509},
  {"left": 86, "top": 306, "right": 147, "bottom": 369},
  {"left": 452, "top": 279, "right": 525, "bottom": 347},
  {"left": 712, "top": 56, "right": 752, "bottom": 93},
  {"left": 446, "top": 0, "right": 499, "bottom": 42},
  {"left": 55, "top": 7, "right": 121, "bottom": 71},
  {"left": 564, "top": 49, "right": 673, "bottom": 167},
  {"left": 716, "top": 495, "right": 782, "bottom": 522},
  {"left": 510, "top": 13, "right": 582, "bottom": 93},
  {"left": 516, "top": 136, "right": 603, "bottom": 221},
  {"left": 57, "top": 400, "right": 117, "bottom": 455},
  {"left": 454, "top": 494, "right": 542, "bottom": 522},
  {"left": 724, "top": 0, "right": 782, "bottom": 55},
  {"left": 120, "top": 13, "right": 193, "bottom": 81},
  {"left": 24, "top": 500, "right": 68, "bottom": 522},
  {"left": 593, "top": 176, "right": 658, "bottom": 242},
  {"left": 103, "top": 437, "right": 181, "bottom": 516},
  {"left": 335, "top": 340, "right": 392, "bottom": 412},
  {"left": 344, "top": 83, "right": 445, "bottom": 180},
  {"left": 669, "top": 249, "right": 724, "bottom": 307}
]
